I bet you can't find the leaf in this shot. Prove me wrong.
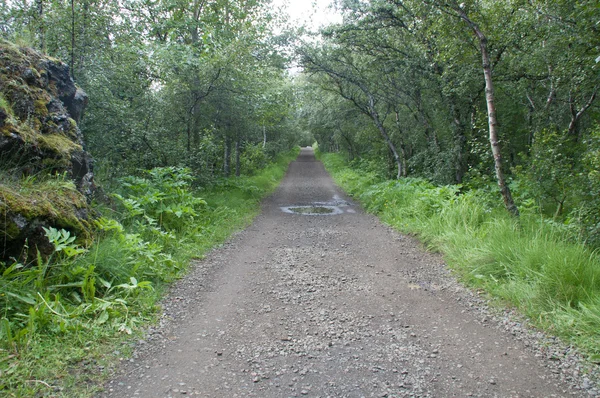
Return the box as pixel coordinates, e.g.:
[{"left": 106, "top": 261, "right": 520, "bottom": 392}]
[
  {"left": 6, "top": 291, "right": 36, "bottom": 305},
  {"left": 2, "top": 262, "right": 24, "bottom": 277},
  {"left": 97, "top": 311, "right": 109, "bottom": 325},
  {"left": 119, "top": 324, "right": 132, "bottom": 335},
  {"left": 99, "top": 277, "right": 112, "bottom": 289}
]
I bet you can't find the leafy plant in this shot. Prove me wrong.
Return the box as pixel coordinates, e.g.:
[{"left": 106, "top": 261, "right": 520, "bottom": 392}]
[
  {"left": 43, "top": 227, "right": 87, "bottom": 258},
  {"left": 115, "top": 167, "right": 207, "bottom": 232}
]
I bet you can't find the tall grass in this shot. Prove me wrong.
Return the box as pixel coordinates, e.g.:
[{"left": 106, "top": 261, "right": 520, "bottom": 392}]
[
  {"left": 0, "top": 147, "right": 299, "bottom": 397},
  {"left": 322, "top": 153, "right": 600, "bottom": 358}
]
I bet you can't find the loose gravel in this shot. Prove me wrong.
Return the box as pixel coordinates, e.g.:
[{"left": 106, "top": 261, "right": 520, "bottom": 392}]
[{"left": 100, "top": 148, "right": 599, "bottom": 398}]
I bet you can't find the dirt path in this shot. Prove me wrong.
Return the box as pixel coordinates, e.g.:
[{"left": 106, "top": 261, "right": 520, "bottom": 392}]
[{"left": 101, "top": 148, "right": 586, "bottom": 397}]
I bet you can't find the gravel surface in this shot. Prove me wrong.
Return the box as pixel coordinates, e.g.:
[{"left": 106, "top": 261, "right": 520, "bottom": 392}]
[{"left": 100, "top": 148, "right": 599, "bottom": 397}]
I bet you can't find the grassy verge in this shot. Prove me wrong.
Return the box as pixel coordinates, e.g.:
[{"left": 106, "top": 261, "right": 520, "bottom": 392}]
[
  {"left": 321, "top": 152, "right": 600, "bottom": 362},
  {"left": 0, "top": 147, "right": 299, "bottom": 397}
]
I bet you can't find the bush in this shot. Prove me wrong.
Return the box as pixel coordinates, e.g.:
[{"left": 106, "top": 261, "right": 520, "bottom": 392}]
[
  {"left": 240, "top": 144, "right": 269, "bottom": 175},
  {"left": 115, "top": 167, "right": 207, "bottom": 233}
]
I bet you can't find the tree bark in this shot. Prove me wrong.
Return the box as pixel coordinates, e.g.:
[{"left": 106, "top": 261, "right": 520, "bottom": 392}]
[
  {"left": 568, "top": 88, "right": 597, "bottom": 139},
  {"left": 223, "top": 138, "right": 231, "bottom": 177},
  {"left": 235, "top": 138, "right": 241, "bottom": 177},
  {"left": 78, "top": 0, "right": 89, "bottom": 77},
  {"left": 35, "top": 0, "right": 46, "bottom": 53},
  {"left": 455, "top": 8, "right": 519, "bottom": 216},
  {"left": 300, "top": 49, "right": 403, "bottom": 178},
  {"left": 366, "top": 93, "right": 403, "bottom": 179},
  {"left": 70, "top": 0, "right": 75, "bottom": 78},
  {"left": 450, "top": 102, "right": 467, "bottom": 184},
  {"left": 394, "top": 112, "right": 408, "bottom": 177}
]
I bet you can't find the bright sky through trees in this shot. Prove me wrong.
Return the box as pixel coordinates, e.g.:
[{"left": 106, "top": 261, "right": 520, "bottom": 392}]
[{"left": 272, "top": 0, "right": 342, "bottom": 30}]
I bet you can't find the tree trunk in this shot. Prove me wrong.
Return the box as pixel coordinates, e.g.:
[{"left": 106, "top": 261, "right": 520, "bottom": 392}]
[
  {"left": 235, "top": 138, "right": 241, "bottom": 177},
  {"left": 223, "top": 138, "right": 231, "bottom": 177},
  {"left": 479, "top": 36, "right": 519, "bottom": 216},
  {"left": 394, "top": 112, "right": 408, "bottom": 177},
  {"left": 78, "top": 0, "right": 89, "bottom": 77},
  {"left": 415, "top": 88, "right": 439, "bottom": 151},
  {"left": 339, "top": 129, "right": 355, "bottom": 161},
  {"left": 70, "top": 0, "right": 75, "bottom": 78},
  {"left": 366, "top": 93, "right": 403, "bottom": 179},
  {"left": 456, "top": 9, "right": 519, "bottom": 216},
  {"left": 568, "top": 89, "right": 597, "bottom": 140},
  {"left": 450, "top": 102, "right": 466, "bottom": 184},
  {"left": 35, "top": 0, "right": 46, "bottom": 53}
]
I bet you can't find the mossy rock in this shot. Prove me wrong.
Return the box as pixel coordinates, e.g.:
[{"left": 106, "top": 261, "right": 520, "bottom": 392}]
[
  {"left": 0, "top": 39, "right": 91, "bottom": 181},
  {"left": 0, "top": 178, "right": 93, "bottom": 261},
  {"left": 0, "top": 40, "right": 96, "bottom": 263}
]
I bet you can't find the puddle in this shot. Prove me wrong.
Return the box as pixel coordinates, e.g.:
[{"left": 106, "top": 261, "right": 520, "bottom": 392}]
[
  {"left": 280, "top": 195, "right": 354, "bottom": 216},
  {"left": 280, "top": 205, "right": 344, "bottom": 216},
  {"left": 290, "top": 206, "right": 335, "bottom": 214}
]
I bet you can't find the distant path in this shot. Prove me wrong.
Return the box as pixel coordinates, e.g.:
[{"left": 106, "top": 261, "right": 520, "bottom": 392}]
[{"left": 102, "top": 148, "right": 579, "bottom": 397}]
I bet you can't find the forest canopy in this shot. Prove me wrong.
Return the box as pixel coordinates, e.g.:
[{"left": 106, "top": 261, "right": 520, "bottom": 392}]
[
  {"left": 1, "top": 0, "right": 302, "bottom": 184},
  {"left": 298, "top": 0, "right": 599, "bottom": 244},
  {"left": 1, "top": 0, "right": 599, "bottom": 238}
]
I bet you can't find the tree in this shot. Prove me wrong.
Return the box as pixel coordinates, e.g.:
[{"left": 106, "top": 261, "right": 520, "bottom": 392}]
[{"left": 300, "top": 46, "right": 405, "bottom": 178}]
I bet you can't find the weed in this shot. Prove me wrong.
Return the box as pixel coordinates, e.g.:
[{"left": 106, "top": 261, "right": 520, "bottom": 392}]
[{"left": 0, "top": 147, "right": 300, "bottom": 396}]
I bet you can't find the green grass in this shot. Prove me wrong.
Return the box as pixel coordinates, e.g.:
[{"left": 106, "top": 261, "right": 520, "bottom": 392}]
[
  {"left": 0, "top": 147, "right": 299, "bottom": 397},
  {"left": 321, "top": 152, "right": 600, "bottom": 360}
]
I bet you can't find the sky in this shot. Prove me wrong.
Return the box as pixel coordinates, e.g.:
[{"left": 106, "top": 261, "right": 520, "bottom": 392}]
[{"left": 271, "top": 0, "right": 343, "bottom": 31}]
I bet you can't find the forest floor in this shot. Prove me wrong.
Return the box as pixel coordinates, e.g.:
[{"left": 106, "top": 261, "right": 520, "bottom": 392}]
[{"left": 99, "top": 148, "right": 592, "bottom": 397}]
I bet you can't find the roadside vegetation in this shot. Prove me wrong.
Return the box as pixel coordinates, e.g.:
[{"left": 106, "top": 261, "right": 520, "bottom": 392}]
[
  {"left": 1, "top": 0, "right": 599, "bottom": 393},
  {"left": 0, "top": 148, "right": 298, "bottom": 397},
  {"left": 1, "top": 0, "right": 303, "bottom": 395},
  {"left": 298, "top": 0, "right": 599, "bottom": 365},
  {"left": 321, "top": 151, "right": 600, "bottom": 362}
]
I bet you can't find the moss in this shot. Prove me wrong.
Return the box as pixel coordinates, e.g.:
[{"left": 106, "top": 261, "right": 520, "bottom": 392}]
[
  {"left": 0, "top": 39, "right": 21, "bottom": 53},
  {"left": 0, "top": 178, "right": 93, "bottom": 243},
  {"left": 68, "top": 117, "right": 77, "bottom": 130},
  {"left": 5, "top": 223, "right": 20, "bottom": 238},
  {"left": 38, "top": 133, "right": 82, "bottom": 157},
  {"left": 0, "top": 96, "right": 20, "bottom": 137},
  {"left": 0, "top": 92, "right": 12, "bottom": 114},
  {"left": 41, "top": 157, "right": 71, "bottom": 170},
  {"left": 34, "top": 99, "right": 49, "bottom": 117},
  {"left": 0, "top": 39, "right": 95, "bottom": 251},
  {"left": 0, "top": 196, "right": 18, "bottom": 238}
]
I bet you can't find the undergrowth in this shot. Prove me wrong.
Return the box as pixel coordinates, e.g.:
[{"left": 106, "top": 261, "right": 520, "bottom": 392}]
[
  {"left": 0, "top": 147, "right": 299, "bottom": 397},
  {"left": 321, "top": 152, "right": 600, "bottom": 362}
]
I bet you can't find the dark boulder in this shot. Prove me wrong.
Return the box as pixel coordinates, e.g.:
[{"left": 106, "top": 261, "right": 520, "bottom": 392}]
[{"left": 0, "top": 40, "right": 96, "bottom": 262}]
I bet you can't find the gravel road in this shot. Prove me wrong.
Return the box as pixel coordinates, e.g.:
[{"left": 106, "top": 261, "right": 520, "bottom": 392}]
[{"left": 101, "top": 148, "right": 597, "bottom": 397}]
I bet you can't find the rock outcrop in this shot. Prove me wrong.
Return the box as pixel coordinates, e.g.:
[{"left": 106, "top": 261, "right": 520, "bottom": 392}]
[{"left": 0, "top": 40, "right": 96, "bottom": 262}]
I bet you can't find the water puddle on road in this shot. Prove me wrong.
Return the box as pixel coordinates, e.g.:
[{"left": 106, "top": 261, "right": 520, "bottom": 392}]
[
  {"left": 284, "top": 206, "right": 339, "bottom": 215},
  {"left": 281, "top": 195, "right": 353, "bottom": 216}
]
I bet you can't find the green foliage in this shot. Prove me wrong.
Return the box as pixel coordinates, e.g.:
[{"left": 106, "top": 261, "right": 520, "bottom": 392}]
[
  {"left": 43, "top": 227, "right": 87, "bottom": 258},
  {"left": 240, "top": 144, "right": 269, "bottom": 175},
  {"left": 323, "top": 153, "right": 600, "bottom": 357},
  {"left": 115, "top": 167, "right": 207, "bottom": 232},
  {"left": 577, "top": 126, "right": 600, "bottom": 247},
  {"left": 518, "top": 131, "right": 582, "bottom": 216},
  {"left": 506, "top": 125, "right": 600, "bottom": 247},
  {"left": 0, "top": 147, "right": 298, "bottom": 396},
  {"left": 301, "top": 0, "right": 599, "bottom": 217}
]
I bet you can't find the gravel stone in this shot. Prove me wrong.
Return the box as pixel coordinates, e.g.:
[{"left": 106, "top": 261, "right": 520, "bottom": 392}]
[{"left": 99, "top": 148, "right": 599, "bottom": 397}]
